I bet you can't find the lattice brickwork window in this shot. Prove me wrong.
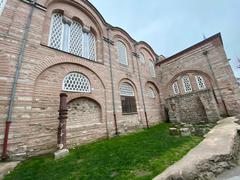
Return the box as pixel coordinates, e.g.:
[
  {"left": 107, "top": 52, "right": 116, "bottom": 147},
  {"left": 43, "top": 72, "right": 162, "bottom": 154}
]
[
  {"left": 62, "top": 73, "right": 91, "bottom": 93},
  {"left": 49, "top": 13, "right": 64, "bottom": 50},
  {"left": 49, "top": 14, "right": 96, "bottom": 61},
  {"left": 172, "top": 82, "right": 180, "bottom": 95},
  {"left": 0, "top": 0, "right": 6, "bottom": 15},
  {"left": 117, "top": 41, "right": 128, "bottom": 65},
  {"left": 69, "top": 21, "right": 83, "bottom": 56},
  {"left": 139, "top": 53, "right": 145, "bottom": 64},
  {"left": 195, "top": 75, "right": 206, "bottom": 90},
  {"left": 182, "top": 76, "right": 192, "bottom": 93},
  {"left": 120, "top": 82, "right": 134, "bottom": 96},
  {"left": 149, "top": 60, "right": 156, "bottom": 77},
  {"left": 147, "top": 87, "right": 155, "bottom": 98},
  {"left": 88, "top": 32, "right": 96, "bottom": 61}
]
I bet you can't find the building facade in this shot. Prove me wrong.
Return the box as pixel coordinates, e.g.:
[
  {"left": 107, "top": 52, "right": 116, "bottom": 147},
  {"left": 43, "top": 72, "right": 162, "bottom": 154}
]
[{"left": 0, "top": 0, "right": 239, "bottom": 159}]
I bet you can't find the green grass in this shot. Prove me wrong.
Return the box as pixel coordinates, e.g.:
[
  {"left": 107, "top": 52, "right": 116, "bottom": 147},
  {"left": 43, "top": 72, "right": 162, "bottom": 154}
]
[{"left": 5, "top": 123, "right": 203, "bottom": 180}]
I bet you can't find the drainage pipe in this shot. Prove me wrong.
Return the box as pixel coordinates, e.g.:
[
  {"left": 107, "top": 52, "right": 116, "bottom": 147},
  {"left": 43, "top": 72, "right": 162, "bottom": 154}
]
[
  {"left": 203, "top": 51, "right": 230, "bottom": 117},
  {"left": 1, "top": 0, "right": 36, "bottom": 160},
  {"left": 134, "top": 44, "right": 149, "bottom": 128},
  {"left": 106, "top": 27, "right": 118, "bottom": 135}
]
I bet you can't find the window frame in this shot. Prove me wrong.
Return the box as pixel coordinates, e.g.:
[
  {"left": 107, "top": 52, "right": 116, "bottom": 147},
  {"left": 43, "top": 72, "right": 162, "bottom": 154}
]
[
  {"left": 0, "top": 0, "right": 7, "bottom": 15},
  {"left": 120, "top": 82, "right": 137, "bottom": 114},
  {"left": 62, "top": 72, "right": 91, "bottom": 93},
  {"left": 48, "top": 13, "right": 96, "bottom": 61},
  {"left": 182, "top": 75, "right": 192, "bottom": 93},
  {"left": 195, "top": 75, "right": 206, "bottom": 90},
  {"left": 172, "top": 81, "right": 180, "bottom": 95},
  {"left": 148, "top": 60, "right": 156, "bottom": 77},
  {"left": 139, "top": 52, "right": 145, "bottom": 64},
  {"left": 117, "top": 41, "right": 128, "bottom": 66}
]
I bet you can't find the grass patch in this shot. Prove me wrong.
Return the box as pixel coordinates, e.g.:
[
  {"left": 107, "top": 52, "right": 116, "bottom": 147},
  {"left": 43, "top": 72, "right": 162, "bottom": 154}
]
[{"left": 5, "top": 123, "right": 203, "bottom": 180}]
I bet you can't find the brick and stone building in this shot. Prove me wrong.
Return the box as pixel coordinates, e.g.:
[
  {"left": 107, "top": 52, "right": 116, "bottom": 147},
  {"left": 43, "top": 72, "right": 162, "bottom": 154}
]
[{"left": 0, "top": 0, "right": 239, "bottom": 159}]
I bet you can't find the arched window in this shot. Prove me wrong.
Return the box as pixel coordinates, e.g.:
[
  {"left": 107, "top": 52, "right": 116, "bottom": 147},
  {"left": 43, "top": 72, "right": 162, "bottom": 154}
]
[
  {"left": 149, "top": 60, "right": 156, "bottom": 77},
  {"left": 49, "top": 14, "right": 96, "bottom": 61},
  {"left": 62, "top": 72, "right": 91, "bottom": 93},
  {"left": 0, "top": 0, "right": 7, "bottom": 15},
  {"left": 69, "top": 21, "right": 83, "bottom": 56},
  {"left": 147, "top": 87, "right": 155, "bottom": 98},
  {"left": 139, "top": 53, "right": 145, "bottom": 64},
  {"left": 49, "top": 13, "right": 64, "bottom": 50},
  {"left": 195, "top": 75, "right": 206, "bottom": 90},
  {"left": 120, "top": 82, "right": 137, "bottom": 113},
  {"left": 182, "top": 75, "right": 192, "bottom": 93},
  {"left": 117, "top": 41, "right": 128, "bottom": 65},
  {"left": 172, "top": 82, "right": 180, "bottom": 95}
]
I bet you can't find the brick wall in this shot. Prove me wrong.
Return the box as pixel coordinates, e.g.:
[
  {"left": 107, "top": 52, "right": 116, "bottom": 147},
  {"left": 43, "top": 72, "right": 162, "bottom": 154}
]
[{"left": 0, "top": 0, "right": 239, "bottom": 159}]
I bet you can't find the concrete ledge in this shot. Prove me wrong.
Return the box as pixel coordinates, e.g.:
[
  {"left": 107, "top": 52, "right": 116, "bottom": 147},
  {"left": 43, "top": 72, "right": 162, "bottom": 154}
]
[
  {"left": 154, "top": 117, "right": 240, "bottom": 180},
  {"left": 0, "top": 161, "right": 20, "bottom": 180}
]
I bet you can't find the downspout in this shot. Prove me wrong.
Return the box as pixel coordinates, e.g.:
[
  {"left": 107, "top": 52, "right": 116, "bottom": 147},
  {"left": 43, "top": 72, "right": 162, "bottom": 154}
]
[
  {"left": 134, "top": 44, "right": 149, "bottom": 128},
  {"left": 203, "top": 51, "right": 230, "bottom": 117},
  {"left": 106, "top": 27, "right": 118, "bottom": 135},
  {"left": 1, "top": 0, "right": 36, "bottom": 160}
]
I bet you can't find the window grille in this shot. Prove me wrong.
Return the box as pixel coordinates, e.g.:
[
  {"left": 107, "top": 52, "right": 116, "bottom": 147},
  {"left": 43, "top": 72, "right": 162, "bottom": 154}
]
[
  {"left": 69, "top": 21, "right": 83, "bottom": 56},
  {"left": 149, "top": 60, "right": 156, "bottom": 77},
  {"left": 195, "top": 75, "right": 206, "bottom": 90},
  {"left": 62, "top": 72, "right": 91, "bottom": 93},
  {"left": 117, "top": 41, "right": 128, "bottom": 65},
  {"left": 182, "top": 76, "right": 192, "bottom": 93},
  {"left": 172, "top": 82, "right": 180, "bottom": 95},
  {"left": 49, "top": 13, "right": 64, "bottom": 50},
  {"left": 49, "top": 14, "right": 96, "bottom": 61},
  {"left": 0, "top": 0, "right": 6, "bottom": 15},
  {"left": 147, "top": 87, "right": 155, "bottom": 98},
  {"left": 139, "top": 53, "right": 145, "bottom": 64},
  {"left": 120, "top": 82, "right": 134, "bottom": 96},
  {"left": 88, "top": 32, "right": 96, "bottom": 61}
]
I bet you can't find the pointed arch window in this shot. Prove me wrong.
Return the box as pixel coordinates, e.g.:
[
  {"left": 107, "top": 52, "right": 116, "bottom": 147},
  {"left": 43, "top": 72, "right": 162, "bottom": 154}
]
[
  {"left": 120, "top": 82, "right": 137, "bottom": 113},
  {"left": 49, "top": 13, "right": 96, "bottom": 61},
  {"left": 117, "top": 41, "right": 128, "bottom": 65},
  {"left": 182, "top": 75, "right": 192, "bottom": 93},
  {"left": 62, "top": 72, "right": 91, "bottom": 93},
  {"left": 0, "top": 0, "right": 7, "bottom": 15}
]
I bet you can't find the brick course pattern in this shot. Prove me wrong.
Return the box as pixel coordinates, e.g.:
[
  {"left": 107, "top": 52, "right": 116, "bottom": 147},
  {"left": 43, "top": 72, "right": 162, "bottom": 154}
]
[{"left": 0, "top": 0, "right": 239, "bottom": 159}]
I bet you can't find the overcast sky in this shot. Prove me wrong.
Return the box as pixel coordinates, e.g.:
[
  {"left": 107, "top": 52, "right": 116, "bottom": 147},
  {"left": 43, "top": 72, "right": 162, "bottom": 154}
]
[{"left": 89, "top": 0, "right": 240, "bottom": 77}]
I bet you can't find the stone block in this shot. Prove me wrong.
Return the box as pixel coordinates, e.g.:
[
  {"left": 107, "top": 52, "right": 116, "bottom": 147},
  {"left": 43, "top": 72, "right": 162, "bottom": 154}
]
[
  {"left": 169, "top": 128, "right": 179, "bottom": 136},
  {"left": 180, "top": 128, "right": 191, "bottom": 136},
  {"left": 54, "top": 149, "right": 69, "bottom": 160}
]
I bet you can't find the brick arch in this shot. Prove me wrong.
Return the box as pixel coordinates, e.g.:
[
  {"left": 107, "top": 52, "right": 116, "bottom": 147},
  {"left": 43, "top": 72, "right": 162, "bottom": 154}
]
[
  {"left": 138, "top": 46, "right": 156, "bottom": 61},
  {"left": 113, "top": 34, "right": 134, "bottom": 53},
  {"left": 167, "top": 70, "right": 213, "bottom": 89},
  {"left": 145, "top": 81, "right": 160, "bottom": 95},
  {"left": 66, "top": 94, "right": 105, "bottom": 123},
  {"left": 166, "top": 70, "right": 213, "bottom": 97},
  {"left": 67, "top": 96, "right": 102, "bottom": 122},
  {"left": 30, "top": 59, "right": 106, "bottom": 90},
  {"left": 118, "top": 78, "right": 138, "bottom": 96},
  {"left": 45, "top": 0, "right": 104, "bottom": 37}
]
